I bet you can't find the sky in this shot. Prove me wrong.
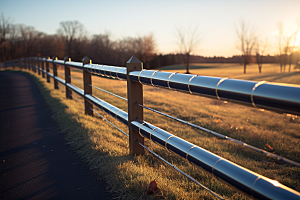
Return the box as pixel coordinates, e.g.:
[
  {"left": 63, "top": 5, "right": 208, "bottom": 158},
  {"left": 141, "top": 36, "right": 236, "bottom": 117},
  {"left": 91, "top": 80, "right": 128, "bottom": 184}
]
[{"left": 1, "top": 0, "right": 300, "bottom": 57}]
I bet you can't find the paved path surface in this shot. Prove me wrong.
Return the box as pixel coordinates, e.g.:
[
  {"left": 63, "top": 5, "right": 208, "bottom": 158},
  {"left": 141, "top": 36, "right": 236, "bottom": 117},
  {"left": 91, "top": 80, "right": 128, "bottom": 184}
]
[{"left": 0, "top": 71, "right": 112, "bottom": 200}]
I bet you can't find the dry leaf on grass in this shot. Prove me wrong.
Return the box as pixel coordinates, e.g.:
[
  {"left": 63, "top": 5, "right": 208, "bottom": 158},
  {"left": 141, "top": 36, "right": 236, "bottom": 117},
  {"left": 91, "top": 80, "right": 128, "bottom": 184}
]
[{"left": 265, "top": 143, "right": 274, "bottom": 151}]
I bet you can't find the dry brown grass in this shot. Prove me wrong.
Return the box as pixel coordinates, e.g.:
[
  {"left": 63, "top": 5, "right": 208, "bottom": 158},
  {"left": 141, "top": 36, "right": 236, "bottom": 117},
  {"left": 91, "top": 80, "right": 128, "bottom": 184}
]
[{"left": 6, "top": 63, "right": 300, "bottom": 200}]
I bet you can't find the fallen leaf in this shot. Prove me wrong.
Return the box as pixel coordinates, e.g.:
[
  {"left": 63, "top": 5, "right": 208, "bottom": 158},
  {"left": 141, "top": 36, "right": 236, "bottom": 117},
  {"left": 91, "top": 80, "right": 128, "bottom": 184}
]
[
  {"left": 265, "top": 144, "right": 274, "bottom": 151},
  {"left": 147, "top": 180, "right": 158, "bottom": 195}
]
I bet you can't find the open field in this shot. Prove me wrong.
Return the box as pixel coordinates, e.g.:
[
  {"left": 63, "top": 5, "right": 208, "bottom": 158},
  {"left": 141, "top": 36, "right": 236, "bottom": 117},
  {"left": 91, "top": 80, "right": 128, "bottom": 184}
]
[
  {"left": 5, "top": 63, "right": 300, "bottom": 199},
  {"left": 159, "top": 63, "right": 300, "bottom": 84}
]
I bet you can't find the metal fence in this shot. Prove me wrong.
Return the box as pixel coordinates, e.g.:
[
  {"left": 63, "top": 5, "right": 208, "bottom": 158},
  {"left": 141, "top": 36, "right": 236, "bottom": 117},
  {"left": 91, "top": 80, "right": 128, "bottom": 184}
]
[{"left": 2, "top": 56, "right": 300, "bottom": 200}]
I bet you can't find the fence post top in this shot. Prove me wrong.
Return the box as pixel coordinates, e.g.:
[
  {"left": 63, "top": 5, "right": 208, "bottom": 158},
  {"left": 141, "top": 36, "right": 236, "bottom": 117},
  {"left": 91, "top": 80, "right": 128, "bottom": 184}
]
[
  {"left": 64, "top": 57, "right": 70, "bottom": 62},
  {"left": 127, "top": 55, "right": 142, "bottom": 64},
  {"left": 82, "top": 56, "right": 91, "bottom": 65}
]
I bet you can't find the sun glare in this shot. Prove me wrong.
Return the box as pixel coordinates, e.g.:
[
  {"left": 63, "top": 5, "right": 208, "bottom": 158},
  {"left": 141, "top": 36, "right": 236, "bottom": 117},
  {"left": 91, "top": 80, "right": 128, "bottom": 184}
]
[
  {"left": 295, "top": 31, "right": 300, "bottom": 47},
  {"left": 272, "top": 29, "right": 300, "bottom": 48},
  {"left": 270, "top": 180, "right": 280, "bottom": 187}
]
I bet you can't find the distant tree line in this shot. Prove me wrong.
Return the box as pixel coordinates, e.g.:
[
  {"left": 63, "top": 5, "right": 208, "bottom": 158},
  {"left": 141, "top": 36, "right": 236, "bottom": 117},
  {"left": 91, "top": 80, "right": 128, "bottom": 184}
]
[
  {"left": 149, "top": 54, "right": 284, "bottom": 69},
  {"left": 0, "top": 16, "right": 156, "bottom": 68},
  {"left": 1, "top": 14, "right": 299, "bottom": 72}
]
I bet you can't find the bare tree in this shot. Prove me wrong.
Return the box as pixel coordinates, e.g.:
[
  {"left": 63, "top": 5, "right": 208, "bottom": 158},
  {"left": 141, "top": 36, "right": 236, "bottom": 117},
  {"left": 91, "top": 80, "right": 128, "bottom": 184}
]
[
  {"left": 235, "top": 19, "right": 256, "bottom": 74},
  {"left": 277, "top": 21, "right": 300, "bottom": 72},
  {"left": 288, "top": 20, "right": 300, "bottom": 72},
  {"left": 57, "top": 21, "right": 85, "bottom": 58},
  {"left": 19, "top": 25, "right": 42, "bottom": 57},
  {"left": 0, "top": 13, "right": 12, "bottom": 61},
  {"left": 255, "top": 39, "right": 268, "bottom": 73},
  {"left": 277, "top": 22, "right": 284, "bottom": 72},
  {"left": 175, "top": 25, "right": 201, "bottom": 74},
  {"left": 138, "top": 33, "right": 156, "bottom": 69}
]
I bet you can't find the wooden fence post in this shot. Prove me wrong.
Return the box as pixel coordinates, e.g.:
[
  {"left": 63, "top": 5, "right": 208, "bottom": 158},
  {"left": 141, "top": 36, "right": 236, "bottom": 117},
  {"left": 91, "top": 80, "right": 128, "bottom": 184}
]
[
  {"left": 33, "top": 57, "right": 36, "bottom": 73},
  {"left": 82, "top": 56, "right": 93, "bottom": 116},
  {"left": 42, "top": 57, "right": 45, "bottom": 78},
  {"left": 30, "top": 57, "right": 33, "bottom": 72},
  {"left": 22, "top": 58, "right": 25, "bottom": 70},
  {"left": 37, "top": 57, "right": 41, "bottom": 75},
  {"left": 12, "top": 59, "right": 15, "bottom": 70},
  {"left": 46, "top": 56, "right": 50, "bottom": 83},
  {"left": 27, "top": 58, "right": 29, "bottom": 71},
  {"left": 20, "top": 58, "right": 23, "bottom": 70},
  {"left": 52, "top": 57, "right": 58, "bottom": 89},
  {"left": 64, "top": 57, "right": 72, "bottom": 100},
  {"left": 126, "top": 55, "right": 144, "bottom": 156},
  {"left": 24, "top": 57, "right": 27, "bottom": 70}
]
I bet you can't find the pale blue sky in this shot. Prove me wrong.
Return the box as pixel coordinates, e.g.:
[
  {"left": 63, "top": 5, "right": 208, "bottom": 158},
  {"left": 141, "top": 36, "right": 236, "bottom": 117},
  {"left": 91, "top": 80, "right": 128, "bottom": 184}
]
[{"left": 1, "top": 0, "right": 300, "bottom": 57}]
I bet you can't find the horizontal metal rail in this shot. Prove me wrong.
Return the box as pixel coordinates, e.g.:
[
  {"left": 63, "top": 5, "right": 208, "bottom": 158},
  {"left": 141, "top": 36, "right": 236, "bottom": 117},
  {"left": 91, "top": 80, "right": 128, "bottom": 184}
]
[
  {"left": 131, "top": 119, "right": 300, "bottom": 199},
  {"left": 137, "top": 103, "right": 300, "bottom": 167},
  {"left": 69, "top": 92, "right": 84, "bottom": 105},
  {"left": 129, "top": 70, "right": 300, "bottom": 116},
  {"left": 88, "top": 106, "right": 129, "bottom": 137},
  {"left": 88, "top": 84, "right": 127, "bottom": 101},
  {"left": 68, "top": 75, "right": 83, "bottom": 83},
  {"left": 45, "top": 57, "right": 300, "bottom": 116},
  {"left": 31, "top": 56, "right": 300, "bottom": 121}
]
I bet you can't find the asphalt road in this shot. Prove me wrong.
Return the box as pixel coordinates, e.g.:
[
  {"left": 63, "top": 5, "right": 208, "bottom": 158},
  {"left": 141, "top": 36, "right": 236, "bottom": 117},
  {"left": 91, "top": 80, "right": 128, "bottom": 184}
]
[{"left": 0, "top": 71, "right": 112, "bottom": 200}]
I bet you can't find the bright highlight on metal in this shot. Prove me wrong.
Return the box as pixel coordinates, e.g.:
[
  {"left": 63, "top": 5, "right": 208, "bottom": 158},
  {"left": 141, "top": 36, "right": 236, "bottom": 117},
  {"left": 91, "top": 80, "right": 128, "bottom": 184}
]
[
  {"left": 167, "top": 73, "right": 176, "bottom": 90},
  {"left": 215, "top": 78, "right": 228, "bottom": 100},
  {"left": 139, "top": 122, "right": 146, "bottom": 138},
  {"left": 251, "top": 81, "right": 266, "bottom": 108},
  {"left": 188, "top": 75, "right": 197, "bottom": 94},
  {"left": 150, "top": 70, "right": 158, "bottom": 86},
  {"left": 138, "top": 69, "right": 146, "bottom": 85}
]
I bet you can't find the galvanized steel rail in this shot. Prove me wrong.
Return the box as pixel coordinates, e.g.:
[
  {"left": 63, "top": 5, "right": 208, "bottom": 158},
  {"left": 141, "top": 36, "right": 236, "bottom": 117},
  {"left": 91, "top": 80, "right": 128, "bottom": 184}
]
[{"left": 3, "top": 56, "right": 300, "bottom": 200}]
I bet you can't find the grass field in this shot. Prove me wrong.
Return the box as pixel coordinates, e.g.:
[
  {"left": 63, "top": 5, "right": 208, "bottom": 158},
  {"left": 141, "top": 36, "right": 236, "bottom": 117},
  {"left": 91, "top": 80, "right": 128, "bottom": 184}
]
[
  {"left": 4, "top": 63, "right": 300, "bottom": 199},
  {"left": 158, "top": 63, "right": 300, "bottom": 84}
]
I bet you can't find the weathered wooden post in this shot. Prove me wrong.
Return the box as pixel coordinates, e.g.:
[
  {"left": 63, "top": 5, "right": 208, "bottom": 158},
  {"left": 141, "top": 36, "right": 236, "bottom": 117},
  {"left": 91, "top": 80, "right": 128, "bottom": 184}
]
[
  {"left": 41, "top": 57, "right": 45, "bottom": 78},
  {"left": 30, "top": 57, "right": 33, "bottom": 72},
  {"left": 26, "top": 58, "right": 28, "bottom": 71},
  {"left": 52, "top": 57, "right": 58, "bottom": 89},
  {"left": 33, "top": 57, "right": 36, "bottom": 73},
  {"left": 22, "top": 58, "right": 25, "bottom": 70},
  {"left": 82, "top": 56, "right": 93, "bottom": 116},
  {"left": 20, "top": 58, "right": 24, "bottom": 70},
  {"left": 12, "top": 59, "right": 15, "bottom": 70},
  {"left": 27, "top": 57, "right": 32, "bottom": 71},
  {"left": 25, "top": 58, "right": 28, "bottom": 70},
  {"left": 64, "top": 57, "right": 72, "bottom": 100},
  {"left": 126, "top": 55, "right": 144, "bottom": 156},
  {"left": 37, "top": 57, "right": 41, "bottom": 75},
  {"left": 27, "top": 58, "right": 29, "bottom": 70},
  {"left": 46, "top": 56, "right": 50, "bottom": 83}
]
